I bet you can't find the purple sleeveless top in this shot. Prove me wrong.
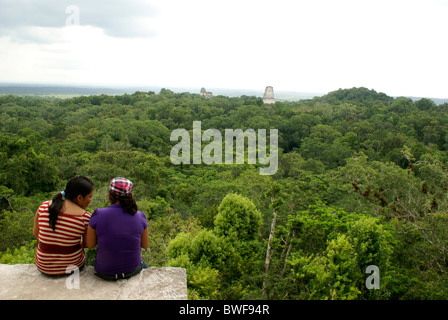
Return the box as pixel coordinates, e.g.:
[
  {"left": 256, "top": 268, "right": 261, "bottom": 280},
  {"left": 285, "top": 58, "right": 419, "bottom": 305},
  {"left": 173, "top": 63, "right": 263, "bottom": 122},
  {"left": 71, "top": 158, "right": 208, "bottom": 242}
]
[{"left": 89, "top": 204, "right": 148, "bottom": 275}]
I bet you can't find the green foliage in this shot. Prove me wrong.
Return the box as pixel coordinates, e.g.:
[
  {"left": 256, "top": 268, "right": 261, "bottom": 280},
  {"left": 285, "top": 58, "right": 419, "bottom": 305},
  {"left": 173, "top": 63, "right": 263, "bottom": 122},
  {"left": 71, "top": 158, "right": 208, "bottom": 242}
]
[
  {"left": 290, "top": 234, "right": 361, "bottom": 300},
  {"left": 2, "top": 88, "right": 448, "bottom": 300},
  {"left": 214, "top": 193, "right": 262, "bottom": 243},
  {"left": 0, "top": 209, "right": 35, "bottom": 251},
  {"left": 0, "top": 241, "right": 36, "bottom": 264},
  {"left": 167, "top": 194, "right": 262, "bottom": 299},
  {"left": 144, "top": 213, "right": 201, "bottom": 267},
  {"left": 286, "top": 205, "right": 394, "bottom": 300}
]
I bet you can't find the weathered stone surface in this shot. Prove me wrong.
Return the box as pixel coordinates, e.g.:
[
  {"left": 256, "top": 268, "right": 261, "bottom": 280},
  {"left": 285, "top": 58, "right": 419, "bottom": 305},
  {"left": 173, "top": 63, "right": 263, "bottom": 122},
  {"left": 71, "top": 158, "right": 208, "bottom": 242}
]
[
  {"left": 262, "top": 86, "right": 275, "bottom": 104},
  {"left": 0, "top": 264, "right": 187, "bottom": 300}
]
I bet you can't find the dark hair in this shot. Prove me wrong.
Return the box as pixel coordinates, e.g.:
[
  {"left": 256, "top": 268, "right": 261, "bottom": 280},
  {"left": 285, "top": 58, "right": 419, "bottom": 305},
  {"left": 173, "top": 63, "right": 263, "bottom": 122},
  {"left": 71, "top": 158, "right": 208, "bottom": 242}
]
[
  {"left": 48, "top": 176, "right": 94, "bottom": 231},
  {"left": 109, "top": 190, "right": 138, "bottom": 215}
]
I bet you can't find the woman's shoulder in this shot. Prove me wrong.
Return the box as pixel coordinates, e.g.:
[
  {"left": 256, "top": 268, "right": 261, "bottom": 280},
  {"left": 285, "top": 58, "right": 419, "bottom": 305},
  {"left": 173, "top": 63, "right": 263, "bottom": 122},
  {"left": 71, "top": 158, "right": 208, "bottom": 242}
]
[
  {"left": 136, "top": 211, "right": 148, "bottom": 222},
  {"left": 38, "top": 200, "right": 52, "bottom": 212},
  {"left": 41, "top": 200, "right": 52, "bottom": 207},
  {"left": 90, "top": 206, "right": 112, "bottom": 218},
  {"left": 82, "top": 210, "right": 92, "bottom": 219},
  {"left": 95, "top": 205, "right": 116, "bottom": 213}
]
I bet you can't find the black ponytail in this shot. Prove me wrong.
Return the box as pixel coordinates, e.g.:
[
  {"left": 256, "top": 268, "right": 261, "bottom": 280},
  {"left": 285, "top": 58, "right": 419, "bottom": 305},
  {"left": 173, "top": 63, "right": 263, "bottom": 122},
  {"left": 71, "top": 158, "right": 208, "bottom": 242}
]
[
  {"left": 109, "top": 190, "right": 138, "bottom": 215},
  {"left": 48, "top": 192, "right": 64, "bottom": 231},
  {"left": 48, "top": 175, "right": 94, "bottom": 231}
]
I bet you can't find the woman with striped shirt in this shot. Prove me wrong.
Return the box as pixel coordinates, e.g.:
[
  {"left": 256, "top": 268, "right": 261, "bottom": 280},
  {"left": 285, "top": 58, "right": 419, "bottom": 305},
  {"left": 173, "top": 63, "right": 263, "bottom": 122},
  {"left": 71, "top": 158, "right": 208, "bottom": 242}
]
[{"left": 33, "top": 176, "right": 94, "bottom": 276}]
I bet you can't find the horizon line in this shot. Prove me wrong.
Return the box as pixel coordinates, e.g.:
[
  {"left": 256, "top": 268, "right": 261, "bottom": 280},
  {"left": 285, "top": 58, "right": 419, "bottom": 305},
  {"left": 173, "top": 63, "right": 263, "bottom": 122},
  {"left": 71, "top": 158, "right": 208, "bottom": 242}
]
[{"left": 0, "top": 81, "right": 447, "bottom": 101}]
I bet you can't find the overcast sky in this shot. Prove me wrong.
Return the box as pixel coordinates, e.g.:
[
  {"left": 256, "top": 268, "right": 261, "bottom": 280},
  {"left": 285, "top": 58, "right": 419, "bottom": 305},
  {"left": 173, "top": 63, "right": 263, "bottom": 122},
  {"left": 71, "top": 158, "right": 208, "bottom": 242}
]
[{"left": 0, "top": 0, "right": 447, "bottom": 98}]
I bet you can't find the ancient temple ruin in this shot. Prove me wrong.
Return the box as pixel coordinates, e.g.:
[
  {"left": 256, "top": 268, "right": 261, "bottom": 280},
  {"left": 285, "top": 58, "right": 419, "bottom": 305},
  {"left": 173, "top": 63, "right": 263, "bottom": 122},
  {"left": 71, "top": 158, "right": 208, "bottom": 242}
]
[
  {"left": 200, "top": 87, "right": 213, "bottom": 98},
  {"left": 262, "top": 86, "right": 275, "bottom": 104}
]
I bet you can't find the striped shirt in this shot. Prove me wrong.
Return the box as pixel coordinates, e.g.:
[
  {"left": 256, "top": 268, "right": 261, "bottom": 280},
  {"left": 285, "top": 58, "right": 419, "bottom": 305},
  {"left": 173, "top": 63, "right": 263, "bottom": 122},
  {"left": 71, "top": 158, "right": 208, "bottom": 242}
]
[{"left": 35, "top": 200, "right": 91, "bottom": 275}]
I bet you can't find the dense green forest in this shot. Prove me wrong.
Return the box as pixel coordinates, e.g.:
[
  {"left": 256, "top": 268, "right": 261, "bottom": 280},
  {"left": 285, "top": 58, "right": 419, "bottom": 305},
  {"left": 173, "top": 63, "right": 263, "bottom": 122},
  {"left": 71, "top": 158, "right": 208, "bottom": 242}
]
[{"left": 1, "top": 87, "right": 448, "bottom": 300}]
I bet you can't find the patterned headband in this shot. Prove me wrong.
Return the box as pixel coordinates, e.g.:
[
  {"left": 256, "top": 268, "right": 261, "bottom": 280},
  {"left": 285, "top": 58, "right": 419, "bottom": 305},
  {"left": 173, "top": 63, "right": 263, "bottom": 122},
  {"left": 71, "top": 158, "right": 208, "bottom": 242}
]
[{"left": 110, "top": 177, "right": 133, "bottom": 196}]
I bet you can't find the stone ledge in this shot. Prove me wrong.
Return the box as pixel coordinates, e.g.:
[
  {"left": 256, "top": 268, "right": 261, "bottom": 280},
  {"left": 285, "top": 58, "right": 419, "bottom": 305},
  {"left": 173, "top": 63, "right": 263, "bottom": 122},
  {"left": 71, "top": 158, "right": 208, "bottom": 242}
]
[{"left": 0, "top": 264, "right": 187, "bottom": 300}]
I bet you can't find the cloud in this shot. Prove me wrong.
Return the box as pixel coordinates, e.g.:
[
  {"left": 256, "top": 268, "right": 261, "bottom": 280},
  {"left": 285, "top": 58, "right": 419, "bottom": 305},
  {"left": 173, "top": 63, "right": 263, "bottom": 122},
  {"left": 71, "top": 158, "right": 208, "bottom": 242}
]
[{"left": 0, "top": 0, "right": 158, "bottom": 42}]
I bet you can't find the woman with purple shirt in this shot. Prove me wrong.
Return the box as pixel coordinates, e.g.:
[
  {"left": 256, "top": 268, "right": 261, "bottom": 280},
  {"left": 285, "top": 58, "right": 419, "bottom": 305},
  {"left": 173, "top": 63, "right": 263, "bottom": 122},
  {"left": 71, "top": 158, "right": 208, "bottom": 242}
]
[{"left": 85, "top": 177, "right": 149, "bottom": 280}]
